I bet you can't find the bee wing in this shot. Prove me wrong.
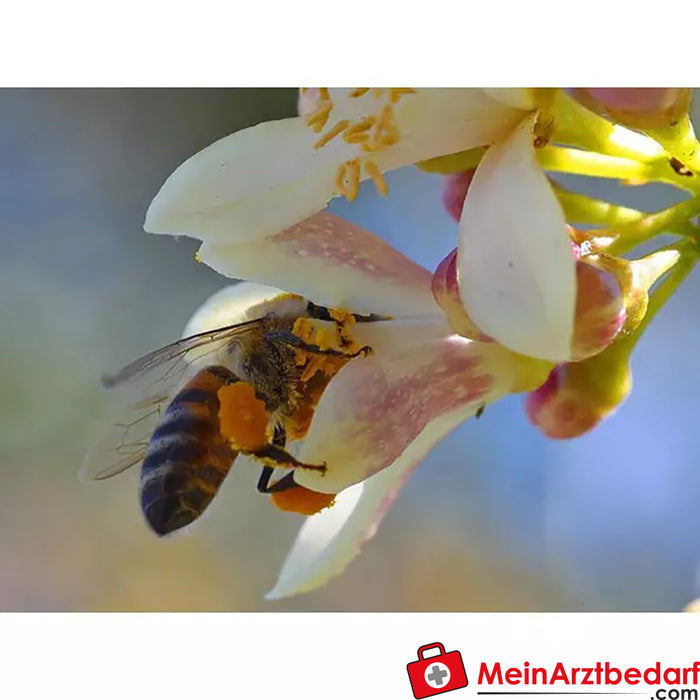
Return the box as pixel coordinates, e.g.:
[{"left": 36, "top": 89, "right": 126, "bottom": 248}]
[{"left": 80, "top": 320, "right": 260, "bottom": 482}]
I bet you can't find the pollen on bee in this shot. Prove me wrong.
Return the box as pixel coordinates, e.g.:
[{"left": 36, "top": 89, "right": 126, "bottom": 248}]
[
  {"left": 270, "top": 485, "right": 336, "bottom": 515},
  {"left": 217, "top": 382, "right": 269, "bottom": 452}
]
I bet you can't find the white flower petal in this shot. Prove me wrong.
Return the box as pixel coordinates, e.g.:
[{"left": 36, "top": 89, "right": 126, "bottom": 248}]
[
  {"left": 266, "top": 457, "right": 414, "bottom": 600},
  {"left": 183, "top": 282, "right": 288, "bottom": 336},
  {"left": 372, "top": 89, "right": 530, "bottom": 171},
  {"left": 295, "top": 334, "right": 520, "bottom": 493},
  {"left": 145, "top": 117, "right": 355, "bottom": 244},
  {"left": 458, "top": 113, "right": 575, "bottom": 361},
  {"left": 145, "top": 90, "right": 529, "bottom": 244},
  {"left": 481, "top": 88, "right": 537, "bottom": 111},
  {"left": 197, "top": 213, "right": 438, "bottom": 317}
]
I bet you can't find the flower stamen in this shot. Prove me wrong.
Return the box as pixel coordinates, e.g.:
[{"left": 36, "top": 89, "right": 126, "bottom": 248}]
[
  {"left": 364, "top": 159, "right": 388, "bottom": 197},
  {"left": 303, "top": 88, "right": 334, "bottom": 133},
  {"left": 342, "top": 116, "right": 376, "bottom": 144},
  {"left": 306, "top": 87, "right": 415, "bottom": 200},
  {"left": 389, "top": 88, "right": 417, "bottom": 103},
  {"left": 313, "top": 119, "right": 350, "bottom": 149},
  {"left": 364, "top": 104, "right": 399, "bottom": 152},
  {"left": 335, "top": 158, "right": 361, "bottom": 201}
]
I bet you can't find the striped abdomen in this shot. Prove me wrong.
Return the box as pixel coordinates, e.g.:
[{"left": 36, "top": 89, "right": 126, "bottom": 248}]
[{"left": 140, "top": 366, "right": 238, "bottom": 535}]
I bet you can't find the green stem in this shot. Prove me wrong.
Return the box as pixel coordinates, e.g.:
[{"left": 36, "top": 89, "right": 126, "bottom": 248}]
[
  {"left": 551, "top": 91, "right": 666, "bottom": 162},
  {"left": 416, "top": 147, "right": 486, "bottom": 174},
  {"left": 539, "top": 145, "right": 698, "bottom": 192},
  {"left": 645, "top": 113, "right": 700, "bottom": 173},
  {"left": 554, "top": 187, "right": 646, "bottom": 228},
  {"left": 604, "top": 195, "right": 700, "bottom": 255},
  {"left": 538, "top": 146, "right": 648, "bottom": 181}
]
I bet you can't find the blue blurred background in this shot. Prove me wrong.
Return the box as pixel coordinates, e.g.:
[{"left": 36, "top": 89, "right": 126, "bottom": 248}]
[{"left": 1, "top": 89, "right": 698, "bottom": 611}]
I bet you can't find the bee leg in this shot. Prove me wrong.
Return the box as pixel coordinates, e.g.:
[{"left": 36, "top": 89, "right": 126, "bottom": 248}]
[
  {"left": 265, "top": 330, "right": 371, "bottom": 359},
  {"left": 257, "top": 467, "right": 297, "bottom": 493},
  {"left": 305, "top": 301, "right": 390, "bottom": 324},
  {"left": 476, "top": 404, "right": 486, "bottom": 419},
  {"left": 250, "top": 442, "right": 327, "bottom": 474},
  {"left": 272, "top": 423, "right": 287, "bottom": 447},
  {"left": 256, "top": 425, "right": 298, "bottom": 493}
]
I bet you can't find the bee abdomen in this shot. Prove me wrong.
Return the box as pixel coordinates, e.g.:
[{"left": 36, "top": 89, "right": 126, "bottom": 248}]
[{"left": 140, "top": 366, "right": 237, "bottom": 536}]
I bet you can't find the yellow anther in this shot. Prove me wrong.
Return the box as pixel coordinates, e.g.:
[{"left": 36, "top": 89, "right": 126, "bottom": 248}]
[
  {"left": 313, "top": 119, "right": 350, "bottom": 149},
  {"left": 364, "top": 159, "right": 388, "bottom": 197},
  {"left": 305, "top": 102, "right": 333, "bottom": 133},
  {"left": 342, "top": 116, "right": 376, "bottom": 144},
  {"left": 364, "top": 103, "right": 398, "bottom": 152},
  {"left": 389, "top": 88, "right": 417, "bottom": 103},
  {"left": 335, "top": 159, "right": 361, "bottom": 201},
  {"left": 304, "top": 88, "right": 416, "bottom": 201}
]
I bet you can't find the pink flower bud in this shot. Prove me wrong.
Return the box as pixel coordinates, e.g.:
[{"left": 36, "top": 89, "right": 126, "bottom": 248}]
[
  {"left": 574, "top": 88, "right": 692, "bottom": 130},
  {"left": 570, "top": 258, "right": 626, "bottom": 361},
  {"left": 525, "top": 350, "right": 632, "bottom": 439},
  {"left": 587, "top": 249, "right": 680, "bottom": 333},
  {"left": 441, "top": 170, "right": 476, "bottom": 222},
  {"left": 432, "top": 248, "right": 492, "bottom": 341}
]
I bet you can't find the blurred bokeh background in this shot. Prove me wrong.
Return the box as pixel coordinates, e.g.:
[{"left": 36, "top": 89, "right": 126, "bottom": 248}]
[{"left": 1, "top": 88, "right": 699, "bottom": 611}]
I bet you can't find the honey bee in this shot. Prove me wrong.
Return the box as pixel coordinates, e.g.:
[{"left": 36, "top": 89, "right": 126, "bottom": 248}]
[{"left": 81, "top": 292, "right": 378, "bottom": 535}]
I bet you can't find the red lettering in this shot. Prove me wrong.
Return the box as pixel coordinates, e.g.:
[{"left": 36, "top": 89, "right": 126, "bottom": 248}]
[
  {"left": 550, "top": 663, "right": 570, "bottom": 684},
  {"left": 605, "top": 663, "right": 622, "bottom": 684},
  {"left": 581, "top": 667, "right": 595, "bottom": 685},
  {"left": 479, "top": 663, "right": 503, "bottom": 685},
  {"left": 664, "top": 668, "right": 681, "bottom": 684},
  {"left": 625, "top": 669, "right": 641, "bottom": 684},
  {"left": 505, "top": 669, "right": 522, "bottom": 684},
  {"left": 644, "top": 663, "right": 661, "bottom": 684}
]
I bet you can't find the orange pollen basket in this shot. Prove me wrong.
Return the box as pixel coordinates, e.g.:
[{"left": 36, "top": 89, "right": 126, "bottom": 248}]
[
  {"left": 271, "top": 485, "right": 336, "bottom": 515},
  {"left": 217, "top": 382, "right": 269, "bottom": 452}
]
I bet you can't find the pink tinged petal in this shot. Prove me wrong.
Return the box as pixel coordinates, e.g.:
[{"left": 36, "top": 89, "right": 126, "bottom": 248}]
[
  {"left": 266, "top": 458, "right": 415, "bottom": 599},
  {"left": 432, "top": 248, "right": 493, "bottom": 341},
  {"left": 197, "top": 212, "right": 438, "bottom": 317},
  {"left": 295, "top": 336, "right": 521, "bottom": 494},
  {"left": 570, "top": 259, "right": 625, "bottom": 362},
  {"left": 144, "top": 117, "right": 357, "bottom": 244},
  {"left": 442, "top": 170, "right": 476, "bottom": 222},
  {"left": 525, "top": 350, "right": 632, "bottom": 439},
  {"left": 576, "top": 88, "right": 692, "bottom": 130},
  {"left": 458, "top": 113, "right": 576, "bottom": 361}
]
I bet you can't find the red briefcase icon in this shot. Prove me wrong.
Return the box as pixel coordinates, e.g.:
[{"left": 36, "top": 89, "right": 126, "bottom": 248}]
[{"left": 406, "top": 642, "right": 468, "bottom": 698}]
